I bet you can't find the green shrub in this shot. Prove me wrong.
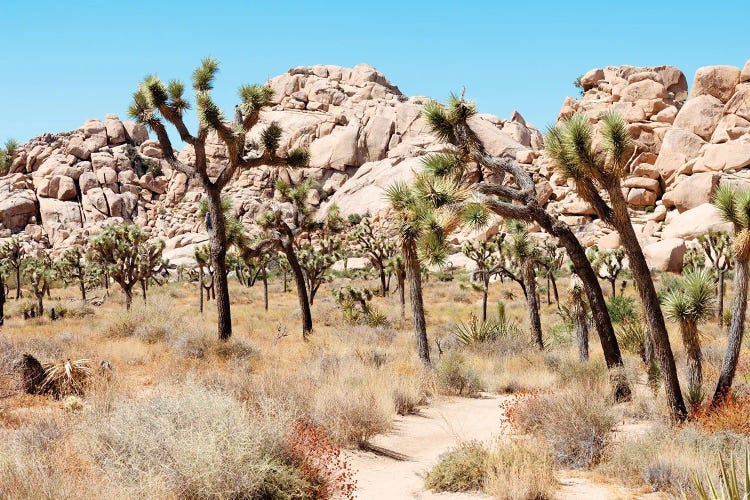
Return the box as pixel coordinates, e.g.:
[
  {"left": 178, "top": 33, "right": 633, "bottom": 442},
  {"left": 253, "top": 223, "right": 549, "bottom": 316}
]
[
  {"left": 607, "top": 295, "right": 637, "bottom": 323},
  {"left": 436, "top": 351, "right": 483, "bottom": 397},
  {"left": 424, "top": 441, "right": 489, "bottom": 492}
]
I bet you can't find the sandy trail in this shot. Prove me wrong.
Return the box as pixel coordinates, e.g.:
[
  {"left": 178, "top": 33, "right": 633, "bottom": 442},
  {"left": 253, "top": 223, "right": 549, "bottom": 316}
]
[{"left": 347, "top": 393, "right": 662, "bottom": 500}]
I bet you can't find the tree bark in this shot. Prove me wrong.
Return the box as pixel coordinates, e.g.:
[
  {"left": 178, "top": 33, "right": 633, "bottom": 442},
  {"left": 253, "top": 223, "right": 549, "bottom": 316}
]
[
  {"left": 550, "top": 274, "right": 559, "bottom": 305},
  {"left": 36, "top": 291, "right": 43, "bottom": 318},
  {"left": 284, "top": 243, "right": 313, "bottom": 337},
  {"left": 712, "top": 258, "right": 749, "bottom": 406},
  {"left": 379, "top": 268, "right": 388, "bottom": 297},
  {"left": 718, "top": 270, "right": 725, "bottom": 329},
  {"left": 680, "top": 320, "right": 702, "bottom": 401},
  {"left": 523, "top": 259, "right": 544, "bottom": 350},
  {"left": 198, "top": 266, "right": 204, "bottom": 314},
  {"left": 610, "top": 279, "right": 617, "bottom": 298},
  {"left": 140, "top": 279, "right": 147, "bottom": 303},
  {"left": 403, "top": 239, "right": 430, "bottom": 366},
  {"left": 609, "top": 188, "right": 687, "bottom": 421},
  {"left": 262, "top": 267, "right": 268, "bottom": 311},
  {"left": 14, "top": 266, "right": 21, "bottom": 299},
  {"left": 124, "top": 287, "right": 133, "bottom": 311},
  {"left": 206, "top": 187, "right": 232, "bottom": 341},
  {"left": 79, "top": 276, "right": 86, "bottom": 301},
  {"left": 397, "top": 271, "right": 406, "bottom": 319},
  {"left": 574, "top": 300, "right": 589, "bottom": 362},
  {"left": 482, "top": 287, "right": 488, "bottom": 323},
  {"left": 0, "top": 277, "right": 4, "bottom": 326}
]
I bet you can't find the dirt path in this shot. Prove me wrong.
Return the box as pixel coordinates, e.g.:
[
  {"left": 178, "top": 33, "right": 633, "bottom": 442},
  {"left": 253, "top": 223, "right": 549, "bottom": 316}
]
[{"left": 347, "top": 393, "right": 661, "bottom": 500}]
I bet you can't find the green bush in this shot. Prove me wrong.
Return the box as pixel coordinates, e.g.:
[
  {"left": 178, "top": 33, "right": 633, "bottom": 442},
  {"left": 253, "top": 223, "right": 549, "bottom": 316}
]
[
  {"left": 607, "top": 295, "right": 637, "bottom": 323},
  {"left": 424, "top": 441, "right": 489, "bottom": 492},
  {"left": 436, "top": 351, "right": 483, "bottom": 397}
]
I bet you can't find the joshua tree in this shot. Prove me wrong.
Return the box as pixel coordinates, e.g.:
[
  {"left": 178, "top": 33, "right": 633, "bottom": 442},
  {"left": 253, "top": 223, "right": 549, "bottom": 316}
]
[
  {"left": 2, "top": 237, "right": 24, "bottom": 299},
  {"left": 462, "top": 235, "right": 502, "bottom": 322},
  {"left": 23, "top": 254, "right": 56, "bottom": 317},
  {"left": 503, "top": 221, "right": 545, "bottom": 350},
  {"left": 88, "top": 225, "right": 166, "bottom": 310},
  {"left": 570, "top": 275, "right": 589, "bottom": 362},
  {"left": 710, "top": 186, "right": 750, "bottom": 406},
  {"left": 386, "top": 173, "right": 470, "bottom": 366},
  {"left": 234, "top": 252, "right": 271, "bottom": 311},
  {"left": 696, "top": 229, "right": 733, "bottom": 329},
  {"left": 588, "top": 246, "right": 626, "bottom": 298},
  {"left": 0, "top": 246, "right": 7, "bottom": 326},
  {"left": 58, "top": 247, "right": 90, "bottom": 301},
  {"left": 662, "top": 269, "right": 716, "bottom": 405},
  {"left": 298, "top": 236, "right": 344, "bottom": 305},
  {"left": 546, "top": 111, "right": 685, "bottom": 420},
  {"left": 350, "top": 217, "right": 397, "bottom": 296},
  {"left": 421, "top": 94, "right": 631, "bottom": 402},
  {"left": 129, "top": 58, "right": 309, "bottom": 340}
]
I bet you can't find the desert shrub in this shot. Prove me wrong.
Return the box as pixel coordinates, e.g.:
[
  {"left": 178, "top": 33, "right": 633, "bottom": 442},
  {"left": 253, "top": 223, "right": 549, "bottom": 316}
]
[
  {"left": 391, "top": 376, "right": 427, "bottom": 415},
  {"left": 607, "top": 295, "right": 637, "bottom": 323},
  {"left": 555, "top": 358, "right": 609, "bottom": 393},
  {"left": 424, "top": 441, "right": 489, "bottom": 492},
  {"left": 485, "top": 437, "right": 556, "bottom": 500},
  {"left": 101, "top": 300, "right": 177, "bottom": 343},
  {"left": 694, "top": 394, "right": 750, "bottom": 435},
  {"left": 312, "top": 366, "right": 393, "bottom": 447},
  {"left": 435, "top": 351, "right": 483, "bottom": 397},
  {"left": 80, "top": 382, "right": 317, "bottom": 498},
  {"left": 510, "top": 387, "right": 616, "bottom": 468}
]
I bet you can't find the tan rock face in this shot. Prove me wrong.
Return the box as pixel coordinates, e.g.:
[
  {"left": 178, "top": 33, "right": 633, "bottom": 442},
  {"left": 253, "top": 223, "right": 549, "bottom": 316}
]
[
  {"left": 643, "top": 238, "right": 686, "bottom": 272},
  {"left": 661, "top": 203, "right": 733, "bottom": 240},
  {"left": 654, "top": 128, "right": 705, "bottom": 181},
  {"left": 672, "top": 95, "right": 724, "bottom": 141},
  {"left": 662, "top": 172, "right": 720, "bottom": 212},
  {"left": 690, "top": 65, "right": 741, "bottom": 103}
]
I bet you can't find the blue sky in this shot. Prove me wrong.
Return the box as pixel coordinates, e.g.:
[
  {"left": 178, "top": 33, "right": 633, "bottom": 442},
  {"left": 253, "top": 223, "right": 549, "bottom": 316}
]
[{"left": 1, "top": 0, "right": 748, "bottom": 145}]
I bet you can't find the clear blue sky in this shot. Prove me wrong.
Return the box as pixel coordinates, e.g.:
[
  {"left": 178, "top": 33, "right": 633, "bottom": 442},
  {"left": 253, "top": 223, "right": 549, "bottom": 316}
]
[{"left": 1, "top": 0, "right": 749, "bottom": 145}]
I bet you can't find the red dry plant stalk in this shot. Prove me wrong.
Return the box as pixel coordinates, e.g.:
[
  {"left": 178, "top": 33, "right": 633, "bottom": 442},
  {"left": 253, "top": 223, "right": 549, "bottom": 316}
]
[
  {"left": 286, "top": 418, "right": 357, "bottom": 499},
  {"left": 693, "top": 393, "right": 750, "bottom": 436}
]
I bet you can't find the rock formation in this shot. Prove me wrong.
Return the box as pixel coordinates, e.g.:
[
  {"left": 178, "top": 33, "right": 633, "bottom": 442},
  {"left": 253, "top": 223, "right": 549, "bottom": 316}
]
[{"left": 2, "top": 60, "right": 750, "bottom": 273}]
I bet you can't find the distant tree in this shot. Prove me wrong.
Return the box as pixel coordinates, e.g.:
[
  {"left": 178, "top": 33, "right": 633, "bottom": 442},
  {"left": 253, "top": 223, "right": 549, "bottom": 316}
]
[
  {"left": 696, "top": 229, "right": 733, "bottom": 329},
  {"left": 569, "top": 275, "right": 589, "bottom": 362},
  {"left": 58, "top": 247, "right": 90, "bottom": 301},
  {"left": 710, "top": 186, "right": 750, "bottom": 406},
  {"left": 2, "top": 237, "right": 25, "bottom": 299},
  {"left": 194, "top": 244, "right": 215, "bottom": 314},
  {"left": 23, "top": 253, "right": 56, "bottom": 317},
  {"left": 546, "top": 111, "right": 686, "bottom": 421},
  {"left": 462, "top": 235, "right": 502, "bottom": 322},
  {"left": 587, "top": 246, "right": 626, "bottom": 298},
  {"left": 0, "top": 245, "right": 7, "bottom": 325},
  {"left": 540, "top": 238, "right": 564, "bottom": 305},
  {"left": 386, "top": 254, "right": 406, "bottom": 318},
  {"left": 0, "top": 139, "right": 19, "bottom": 175},
  {"left": 88, "top": 225, "right": 166, "bottom": 310},
  {"left": 503, "top": 221, "right": 545, "bottom": 350},
  {"left": 662, "top": 269, "right": 716, "bottom": 406},
  {"left": 298, "top": 235, "right": 344, "bottom": 305},
  {"left": 129, "top": 58, "right": 309, "bottom": 340},
  {"left": 350, "top": 217, "right": 397, "bottom": 296},
  {"left": 234, "top": 251, "right": 271, "bottom": 311}
]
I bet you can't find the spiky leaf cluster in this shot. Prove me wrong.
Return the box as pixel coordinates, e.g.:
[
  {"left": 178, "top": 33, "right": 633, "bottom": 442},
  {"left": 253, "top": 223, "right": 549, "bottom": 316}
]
[{"left": 662, "top": 269, "right": 717, "bottom": 324}]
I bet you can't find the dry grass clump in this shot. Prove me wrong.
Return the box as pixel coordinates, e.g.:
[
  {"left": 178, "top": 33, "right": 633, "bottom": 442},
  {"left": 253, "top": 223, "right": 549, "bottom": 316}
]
[
  {"left": 424, "top": 440, "right": 489, "bottom": 492},
  {"left": 598, "top": 423, "right": 750, "bottom": 495},
  {"left": 484, "top": 437, "right": 556, "bottom": 500},
  {"left": 509, "top": 385, "right": 616, "bottom": 468},
  {"left": 435, "top": 350, "right": 483, "bottom": 397},
  {"left": 101, "top": 298, "right": 187, "bottom": 343},
  {"left": 424, "top": 438, "right": 556, "bottom": 499},
  {"left": 80, "top": 381, "right": 314, "bottom": 498}
]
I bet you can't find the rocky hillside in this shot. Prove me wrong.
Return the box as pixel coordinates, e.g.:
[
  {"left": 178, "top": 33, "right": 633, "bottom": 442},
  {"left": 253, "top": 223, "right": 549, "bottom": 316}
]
[{"left": 2, "top": 61, "right": 749, "bottom": 270}]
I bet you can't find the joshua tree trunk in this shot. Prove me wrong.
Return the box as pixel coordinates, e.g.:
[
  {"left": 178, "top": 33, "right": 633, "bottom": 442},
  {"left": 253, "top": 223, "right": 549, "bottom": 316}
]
[
  {"left": 198, "top": 266, "right": 204, "bottom": 314},
  {"left": 717, "top": 270, "right": 725, "bottom": 329},
  {"left": 482, "top": 286, "right": 489, "bottom": 323},
  {"left": 550, "top": 274, "right": 559, "bottom": 305},
  {"left": 680, "top": 320, "right": 702, "bottom": 400},
  {"left": 397, "top": 271, "right": 406, "bottom": 319},
  {"left": 574, "top": 299, "right": 589, "bottom": 362},
  {"left": 403, "top": 239, "right": 430, "bottom": 366},
  {"left": 379, "top": 267, "right": 388, "bottom": 297},
  {"left": 523, "top": 260, "right": 544, "bottom": 350},
  {"left": 712, "top": 258, "right": 749, "bottom": 406},
  {"left": 14, "top": 266, "right": 21, "bottom": 299},
  {"left": 610, "top": 278, "right": 617, "bottom": 298},
  {"left": 262, "top": 267, "right": 268, "bottom": 311},
  {"left": 282, "top": 243, "right": 313, "bottom": 337},
  {"left": 124, "top": 286, "right": 133, "bottom": 311},
  {"left": 79, "top": 276, "right": 86, "bottom": 301},
  {"left": 0, "top": 277, "right": 4, "bottom": 326},
  {"left": 35, "top": 290, "right": 44, "bottom": 317},
  {"left": 140, "top": 279, "right": 147, "bottom": 303},
  {"left": 546, "top": 276, "right": 551, "bottom": 305},
  {"left": 610, "top": 189, "right": 687, "bottom": 421},
  {"left": 206, "top": 188, "right": 232, "bottom": 341}
]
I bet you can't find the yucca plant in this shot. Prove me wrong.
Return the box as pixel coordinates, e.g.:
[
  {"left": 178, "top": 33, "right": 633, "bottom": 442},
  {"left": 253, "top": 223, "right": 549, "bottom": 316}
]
[
  {"left": 711, "top": 186, "right": 750, "bottom": 406},
  {"left": 41, "top": 359, "right": 94, "bottom": 398},
  {"left": 693, "top": 450, "right": 750, "bottom": 500},
  {"left": 546, "top": 111, "right": 686, "bottom": 421},
  {"left": 662, "top": 269, "right": 716, "bottom": 406},
  {"left": 451, "top": 312, "right": 525, "bottom": 346}
]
